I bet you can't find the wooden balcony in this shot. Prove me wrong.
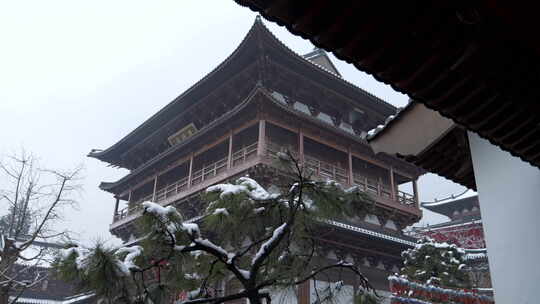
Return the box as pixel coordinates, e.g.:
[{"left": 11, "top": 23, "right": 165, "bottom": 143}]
[
  {"left": 114, "top": 141, "right": 417, "bottom": 224},
  {"left": 114, "top": 143, "right": 258, "bottom": 223},
  {"left": 265, "top": 141, "right": 417, "bottom": 207}
]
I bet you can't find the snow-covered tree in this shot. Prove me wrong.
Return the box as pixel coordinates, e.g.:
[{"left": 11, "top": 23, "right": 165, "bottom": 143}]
[
  {"left": 54, "top": 152, "right": 377, "bottom": 304},
  {"left": 400, "top": 237, "right": 471, "bottom": 289},
  {"left": 0, "top": 151, "right": 81, "bottom": 304}
]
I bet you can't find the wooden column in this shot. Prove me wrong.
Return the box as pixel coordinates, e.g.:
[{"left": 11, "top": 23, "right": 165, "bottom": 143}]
[
  {"left": 413, "top": 178, "right": 419, "bottom": 206},
  {"left": 347, "top": 147, "right": 353, "bottom": 185},
  {"left": 389, "top": 166, "right": 396, "bottom": 200},
  {"left": 113, "top": 197, "right": 120, "bottom": 221},
  {"left": 299, "top": 129, "right": 304, "bottom": 165},
  {"left": 257, "top": 120, "right": 266, "bottom": 157},
  {"left": 353, "top": 272, "right": 359, "bottom": 302},
  {"left": 227, "top": 130, "right": 233, "bottom": 169},
  {"left": 151, "top": 175, "right": 158, "bottom": 202},
  {"left": 298, "top": 280, "right": 310, "bottom": 304},
  {"left": 187, "top": 153, "right": 194, "bottom": 188}
]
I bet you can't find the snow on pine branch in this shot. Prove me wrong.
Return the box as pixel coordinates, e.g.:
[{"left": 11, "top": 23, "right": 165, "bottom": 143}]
[
  {"left": 60, "top": 246, "right": 89, "bottom": 270},
  {"left": 142, "top": 201, "right": 202, "bottom": 237},
  {"left": 413, "top": 239, "right": 466, "bottom": 255},
  {"left": 252, "top": 222, "right": 287, "bottom": 266},
  {"left": 212, "top": 208, "right": 229, "bottom": 216},
  {"left": 206, "top": 177, "right": 279, "bottom": 200},
  {"left": 116, "top": 245, "right": 143, "bottom": 274},
  {"left": 142, "top": 201, "right": 180, "bottom": 218},
  {"left": 193, "top": 238, "right": 231, "bottom": 261}
]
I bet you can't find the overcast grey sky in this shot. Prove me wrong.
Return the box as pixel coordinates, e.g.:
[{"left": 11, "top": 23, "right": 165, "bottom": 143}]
[{"left": 0, "top": 1, "right": 470, "bottom": 244}]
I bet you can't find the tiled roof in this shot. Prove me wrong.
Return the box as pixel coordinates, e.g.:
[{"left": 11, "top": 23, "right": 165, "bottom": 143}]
[
  {"left": 234, "top": 1, "right": 540, "bottom": 169},
  {"left": 90, "top": 16, "right": 396, "bottom": 170},
  {"left": 326, "top": 220, "right": 416, "bottom": 247}
]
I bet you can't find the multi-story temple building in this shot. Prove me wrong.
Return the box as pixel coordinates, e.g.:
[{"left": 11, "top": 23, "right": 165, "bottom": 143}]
[{"left": 89, "top": 17, "right": 423, "bottom": 301}]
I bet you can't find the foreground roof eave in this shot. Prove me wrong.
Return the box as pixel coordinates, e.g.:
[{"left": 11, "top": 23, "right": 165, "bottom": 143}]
[
  {"left": 234, "top": 1, "right": 540, "bottom": 169},
  {"left": 367, "top": 103, "right": 475, "bottom": 189},
  {"left": 367, "top": 103, "right": 456, "bottom": 156}
]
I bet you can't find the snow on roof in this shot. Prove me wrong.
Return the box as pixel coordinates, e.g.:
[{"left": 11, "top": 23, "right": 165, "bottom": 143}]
[
  {"left": 420, "top": 219, "right": 482, "bottom": 231},
  {"left": 366, "top": 101, "right": 414, "bottom": 141},
  {"left": 325, "top": 220, "right": 416, "bottom": 246},
  {"left": 464, "top": 248, "right": 488, "bottom": 261},
  {"left": 302, "top": 48, "right": 342, "bottom": 78},
  {"left": 13, "top": 293, "right": 95, "bottom": 304},
  {"left": 420, "top": 191, "right": 477, "bottom": 208}
]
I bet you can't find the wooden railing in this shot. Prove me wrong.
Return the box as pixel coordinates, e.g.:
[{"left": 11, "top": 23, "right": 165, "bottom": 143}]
[
  {"left": 114, "top": 143, "right": 259, "bottom": 222},
  {"left": 397, "top": 190, "right": 416, "bottom": 206},
  {"left": 232, "top": 142, "right": 258, "bottom": 166},
  {"left": 114, "top": 140, "right": 417, "bottom": 222},
  {"left": 305, "top": 155, "right": 348, "bottom": 185},
  {"left": 352, "top": 173, "right": 392, "bottom": 200},
  {"left": 266, "top": 141, "right": 415, "bottom": 207},
  {"left": 155, "top": 176, "right": 189, "bottom": 202},
  {"left": 191, "top": 157, "right": 228, "bottom": 186},
  {"left": 266, "top": 141, "right": 298, "bottom": 159}
]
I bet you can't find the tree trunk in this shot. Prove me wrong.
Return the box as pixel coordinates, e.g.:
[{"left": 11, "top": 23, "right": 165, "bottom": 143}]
[{"left": 248, "top": 295, "right": 263, "bottom": 304}]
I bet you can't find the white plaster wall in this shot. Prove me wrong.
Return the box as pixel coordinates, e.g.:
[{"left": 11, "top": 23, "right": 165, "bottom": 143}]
[{"left": 468, "top": 132, "right": 540, "bottom": 304}]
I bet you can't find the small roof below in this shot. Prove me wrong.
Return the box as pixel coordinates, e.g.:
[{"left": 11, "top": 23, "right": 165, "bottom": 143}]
[{"left": 421, "top": 195, "right": 480, "bottom": 219}]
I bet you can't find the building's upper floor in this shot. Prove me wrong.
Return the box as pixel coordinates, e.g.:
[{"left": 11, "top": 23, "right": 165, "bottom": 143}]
[
  {"left": 88, "top": 17, "right": 401, "bottom": 171},
  {"left": 106, "top": 88, "right": 422, "bottom": 237}
]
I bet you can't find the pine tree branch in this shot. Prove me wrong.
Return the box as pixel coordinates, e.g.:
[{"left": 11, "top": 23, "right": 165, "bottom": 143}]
[
  {"left": 179, "top": 290, "right": 248, "bottom": 304},
  {"left": 292, "top": 262, "right": 372, "bottom": 291},
  {"left": 234, "top": 234, "right": 271, "bottom": 261},
  {"left": 200, "top": 259, "right": 219, "bottom": 293}
]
